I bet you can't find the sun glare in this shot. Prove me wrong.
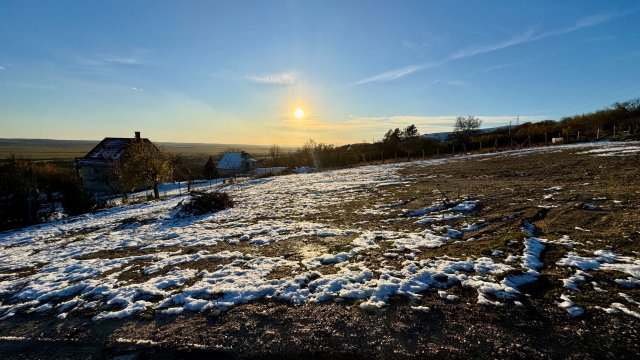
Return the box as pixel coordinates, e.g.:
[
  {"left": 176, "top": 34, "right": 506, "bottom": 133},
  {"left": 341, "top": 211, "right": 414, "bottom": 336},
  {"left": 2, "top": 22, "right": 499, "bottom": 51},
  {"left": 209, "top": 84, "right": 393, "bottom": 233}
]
[{"left": 294, "top": 107, "right": 304, "bottom": 119}]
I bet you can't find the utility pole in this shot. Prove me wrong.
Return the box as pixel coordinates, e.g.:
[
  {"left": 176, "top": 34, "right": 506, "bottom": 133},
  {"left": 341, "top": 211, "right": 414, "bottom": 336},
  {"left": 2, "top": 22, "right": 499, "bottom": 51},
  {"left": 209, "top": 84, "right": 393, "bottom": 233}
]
[
  {"left": 26, "top": 159, "right": 34, "bottom": 226},
  {"left": 509, "top": 119, "right": 513, "bottom": 148}
]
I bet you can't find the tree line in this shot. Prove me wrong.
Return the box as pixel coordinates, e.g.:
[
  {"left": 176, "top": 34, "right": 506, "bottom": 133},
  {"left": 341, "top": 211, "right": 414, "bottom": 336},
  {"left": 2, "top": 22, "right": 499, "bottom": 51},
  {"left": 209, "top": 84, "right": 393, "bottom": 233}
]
[{"left": 462, "top": 98, "right": 640, "bottom": 151}]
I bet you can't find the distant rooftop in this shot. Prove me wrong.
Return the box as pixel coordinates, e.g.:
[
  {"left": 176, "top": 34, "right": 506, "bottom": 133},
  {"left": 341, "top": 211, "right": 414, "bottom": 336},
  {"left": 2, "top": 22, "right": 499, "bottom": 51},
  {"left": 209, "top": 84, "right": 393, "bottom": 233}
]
[
  {"left": 217, "top": 151, "right": 256, "bottom": 170},
  {"left": 76, "top": 132, "right": 150, "bottom": 164}
]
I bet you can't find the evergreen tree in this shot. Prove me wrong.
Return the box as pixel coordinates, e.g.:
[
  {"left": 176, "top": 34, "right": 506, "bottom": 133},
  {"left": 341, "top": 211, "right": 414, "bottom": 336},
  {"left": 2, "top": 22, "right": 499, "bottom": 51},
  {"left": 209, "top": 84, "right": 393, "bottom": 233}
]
[{"left": 202, "top": 156, "right": 217, "bottom": 180}]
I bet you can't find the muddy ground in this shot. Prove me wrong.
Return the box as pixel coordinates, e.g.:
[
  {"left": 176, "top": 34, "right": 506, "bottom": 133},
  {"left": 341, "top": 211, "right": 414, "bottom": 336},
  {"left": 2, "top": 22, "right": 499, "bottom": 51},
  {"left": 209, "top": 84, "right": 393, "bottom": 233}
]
[{"left": 1, "top": 145, "right": 639, "bottom": 359}]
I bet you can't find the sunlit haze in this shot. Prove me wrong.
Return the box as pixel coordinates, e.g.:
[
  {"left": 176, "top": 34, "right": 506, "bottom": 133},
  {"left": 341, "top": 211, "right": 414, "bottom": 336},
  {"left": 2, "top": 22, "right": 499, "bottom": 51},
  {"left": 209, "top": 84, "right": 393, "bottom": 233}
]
[{"left": 1, "top": 1, "right": 639, "bottom": 145}]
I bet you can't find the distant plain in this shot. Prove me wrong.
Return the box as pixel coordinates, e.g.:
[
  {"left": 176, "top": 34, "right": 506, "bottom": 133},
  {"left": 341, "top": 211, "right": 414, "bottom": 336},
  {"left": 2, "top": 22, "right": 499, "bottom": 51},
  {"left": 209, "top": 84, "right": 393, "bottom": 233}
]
[{"left": 0, "top": 139, "right": 286, "bottom": 161}]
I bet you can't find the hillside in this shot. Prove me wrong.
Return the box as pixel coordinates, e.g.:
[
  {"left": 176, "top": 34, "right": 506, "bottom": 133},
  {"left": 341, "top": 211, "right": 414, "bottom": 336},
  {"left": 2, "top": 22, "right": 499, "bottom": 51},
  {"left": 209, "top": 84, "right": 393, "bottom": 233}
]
[
  {"left": 0, "top": 141, "right": 639, "bottom": 358},
  {"left": 422, "top": 125, "right": 511, "bottom": 142}
]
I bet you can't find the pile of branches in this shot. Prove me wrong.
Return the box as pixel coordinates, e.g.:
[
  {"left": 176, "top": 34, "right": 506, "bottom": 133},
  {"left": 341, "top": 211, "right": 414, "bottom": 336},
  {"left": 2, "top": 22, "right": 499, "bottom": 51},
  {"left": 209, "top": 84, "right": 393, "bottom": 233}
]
[{"left": 175, "top": 190, "right": 233, "bottom": 217}]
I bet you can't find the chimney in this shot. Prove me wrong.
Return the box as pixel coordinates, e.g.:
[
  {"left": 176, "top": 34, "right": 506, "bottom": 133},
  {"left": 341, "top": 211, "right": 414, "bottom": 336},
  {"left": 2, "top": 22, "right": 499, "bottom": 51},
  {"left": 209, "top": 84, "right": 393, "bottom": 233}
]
[{"left": 135, "top": 131, "right": 141, "bottom": 141}]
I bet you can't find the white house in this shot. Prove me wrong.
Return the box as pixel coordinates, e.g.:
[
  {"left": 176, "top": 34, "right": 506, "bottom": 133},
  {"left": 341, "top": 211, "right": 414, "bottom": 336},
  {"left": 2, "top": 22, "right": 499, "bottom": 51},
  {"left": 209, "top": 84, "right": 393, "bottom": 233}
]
[{"left": 216, "top": 151, "right": 257, "bottom": 177}]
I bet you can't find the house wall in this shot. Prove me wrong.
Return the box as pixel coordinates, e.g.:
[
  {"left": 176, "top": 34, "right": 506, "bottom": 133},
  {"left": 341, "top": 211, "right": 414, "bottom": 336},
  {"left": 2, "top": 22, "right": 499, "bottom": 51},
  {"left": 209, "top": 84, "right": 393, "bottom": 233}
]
[
  {"left": 79, "top": 164, "right": 149, "bottom": 194},
  {"left": 79, "top": 165, "right": 120, "bottom": 194},
  {"left": 218, "top": 161, "right": 253, "bottom": 177},
  {"left": 217, "top": 168, "right": 236, "bottom": 177}
]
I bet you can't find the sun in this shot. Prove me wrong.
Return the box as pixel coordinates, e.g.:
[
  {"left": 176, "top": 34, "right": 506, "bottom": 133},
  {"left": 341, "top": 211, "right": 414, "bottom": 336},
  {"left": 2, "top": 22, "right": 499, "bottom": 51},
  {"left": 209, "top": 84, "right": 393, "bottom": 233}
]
[{"left": 294, "top": 107, "right": 304, "bottom": 119}]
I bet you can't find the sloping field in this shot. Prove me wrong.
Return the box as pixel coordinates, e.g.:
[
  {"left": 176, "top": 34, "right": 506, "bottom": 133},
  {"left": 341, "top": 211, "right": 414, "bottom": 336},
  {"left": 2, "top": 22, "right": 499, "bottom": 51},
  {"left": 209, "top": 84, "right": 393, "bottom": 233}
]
[{"left": 0, "top": 141, "right": 639, "bottom": 358}]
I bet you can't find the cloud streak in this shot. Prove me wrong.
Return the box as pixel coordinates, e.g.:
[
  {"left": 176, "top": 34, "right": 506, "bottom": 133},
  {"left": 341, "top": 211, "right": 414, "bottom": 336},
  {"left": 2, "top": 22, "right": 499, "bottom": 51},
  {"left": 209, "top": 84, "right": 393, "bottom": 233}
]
[
  {"left": 351, "top": 64, "right": 435, "bottom": 85},
  {"left": 246, "top": 72, "right": 297, "bottom": 85},
  {"left": 353, "top": 10, "right": 634, "bottom": 85},
  {"left": 70, "top": 48, "right": 153, "bottom": 69},
  {"left": 101, "top": 54, "right": 144, "bottom": 65},
  {"left": 446, "top": 80, "right": 471, "bottom": 88}
]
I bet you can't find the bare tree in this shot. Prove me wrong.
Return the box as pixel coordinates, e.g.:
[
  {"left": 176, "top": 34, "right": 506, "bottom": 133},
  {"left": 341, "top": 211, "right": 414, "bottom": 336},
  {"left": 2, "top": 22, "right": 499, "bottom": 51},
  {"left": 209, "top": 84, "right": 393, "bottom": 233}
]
[
  {"left": 117, "top": 141, "right": 172, "bottom": 199},
  {"left": 269, "top": 144, "right": 281, "bottom": 165},
  {"left": 453, "top": 116, "right": 482, "bottom": 152}
]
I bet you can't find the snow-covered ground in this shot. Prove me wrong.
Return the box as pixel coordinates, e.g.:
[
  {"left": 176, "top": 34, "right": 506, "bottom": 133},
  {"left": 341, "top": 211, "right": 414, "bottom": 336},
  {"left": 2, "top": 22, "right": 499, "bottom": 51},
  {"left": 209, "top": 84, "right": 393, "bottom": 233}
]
[
  {"left": 1, "top": 141, "right": 639, "bottom": 321},
  {"left": 103, "top": 178, "right": 225, "bottom": 204}
]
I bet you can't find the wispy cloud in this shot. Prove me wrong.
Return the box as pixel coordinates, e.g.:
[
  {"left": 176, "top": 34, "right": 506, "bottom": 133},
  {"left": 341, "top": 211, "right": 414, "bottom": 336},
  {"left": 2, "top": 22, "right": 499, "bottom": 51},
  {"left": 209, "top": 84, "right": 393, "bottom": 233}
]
[
  {"left": 483, "top": 63, "right": 514, "bottom": 73},
  {"left": 0, "top": 65, "right": 4, "bottom": 71},
  {"left": 246, "top": 72, "right": 297, "bottom": 85},
  {"left": 353, "top": 10, "right": 635, "bottom": 85},
  {"left": 344, "top": 115, "right": 455, "bottom": 128},
  {"left": 351, "top": 64, "right": 435, "bottom": 85},
  {"left": 448, "top": 29, "right": 537, "bottom": 61},
  {"left": 131, "top": 86, "right": 143, "bottom": 91},
  {"left": 101, "top": 54, "right": 144, "bottom": 65},
  {"left": 71, "top": 48, "right": 153, "bottom": 68},
  {"left": 447, "top": 80, "right": 471, "bottom": 88}
]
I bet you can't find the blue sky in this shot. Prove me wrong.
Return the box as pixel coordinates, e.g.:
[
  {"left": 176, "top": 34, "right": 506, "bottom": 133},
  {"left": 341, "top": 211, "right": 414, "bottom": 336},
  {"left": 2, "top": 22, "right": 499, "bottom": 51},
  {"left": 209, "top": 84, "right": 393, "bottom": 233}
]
[{"left": 1, "top": 1, "right": 639, "bottom": 145}]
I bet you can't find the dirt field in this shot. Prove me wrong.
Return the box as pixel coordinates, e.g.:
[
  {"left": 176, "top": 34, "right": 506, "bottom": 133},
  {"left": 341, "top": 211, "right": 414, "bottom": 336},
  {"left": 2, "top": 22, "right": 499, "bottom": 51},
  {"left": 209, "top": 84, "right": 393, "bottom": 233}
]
[{"left": 1, "top": 143, "right": 639, "bottom": 359}]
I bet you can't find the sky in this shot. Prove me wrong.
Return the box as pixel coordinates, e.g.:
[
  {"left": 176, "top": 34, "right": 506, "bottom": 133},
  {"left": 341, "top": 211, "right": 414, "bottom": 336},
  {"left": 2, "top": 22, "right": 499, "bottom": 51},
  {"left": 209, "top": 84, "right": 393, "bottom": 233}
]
[{"left": 1, "top": 0, "right": 639, "bottom": 146}]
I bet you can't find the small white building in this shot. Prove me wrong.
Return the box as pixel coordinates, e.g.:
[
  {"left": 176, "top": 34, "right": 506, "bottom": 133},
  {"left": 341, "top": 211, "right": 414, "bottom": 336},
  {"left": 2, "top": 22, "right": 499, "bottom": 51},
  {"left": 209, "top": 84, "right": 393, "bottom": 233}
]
[
  {"left": 217, "top": 151, "right": 257, "bottom": 177},
  {"left": 552, "top": 137, "right": 564, "bottom": 144}
]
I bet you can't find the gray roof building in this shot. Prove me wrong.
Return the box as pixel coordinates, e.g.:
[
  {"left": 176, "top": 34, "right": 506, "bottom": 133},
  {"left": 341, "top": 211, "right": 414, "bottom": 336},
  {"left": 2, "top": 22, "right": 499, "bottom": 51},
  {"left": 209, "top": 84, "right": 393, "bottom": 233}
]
[
  {"left": 216, "top": 151, "right": 257, "bottom": 176},
  {"left": 75, "top": 132, "right": 154, "bottom": 194}
]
